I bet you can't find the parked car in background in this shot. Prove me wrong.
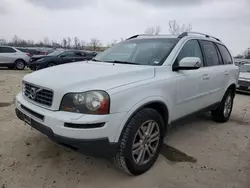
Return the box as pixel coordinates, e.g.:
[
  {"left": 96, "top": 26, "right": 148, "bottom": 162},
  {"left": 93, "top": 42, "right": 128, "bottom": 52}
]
[
  {"left": 27, "top": 49, "right": 97, "bottom": 70},
  {"left": 17, "top": 48, "right": 39, "bottom": 57},
  {"left": 15, "top": 32, "right": 238, "bottom": 175},
  {"left": 0, "top": 46, "right": 30, "bottom": 70},
  {"left": 237, "top": 63, "right": 250, "bottom": 93},
  {"left": 17, "top": 47, "right": 54, "bottom": 56},
  {"left": 234, "top": 58, "right": 250, "bottom": 67}
]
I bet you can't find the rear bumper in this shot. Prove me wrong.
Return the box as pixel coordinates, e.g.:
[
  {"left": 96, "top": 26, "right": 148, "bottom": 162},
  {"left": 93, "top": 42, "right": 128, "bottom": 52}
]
[{"left": 15, "top": 108, "right": 118, "bottom": 158}]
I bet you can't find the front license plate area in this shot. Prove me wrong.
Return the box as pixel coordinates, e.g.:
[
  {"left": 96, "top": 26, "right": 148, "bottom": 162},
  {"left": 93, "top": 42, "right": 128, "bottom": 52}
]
[{"left": 24, "top": 114, "right": 31, "bottom": 125}]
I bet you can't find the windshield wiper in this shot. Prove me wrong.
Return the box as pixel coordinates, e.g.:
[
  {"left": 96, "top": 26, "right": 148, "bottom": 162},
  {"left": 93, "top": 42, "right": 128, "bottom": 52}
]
[{"left": 103, "top": 60, "right": 139, "bottom": 65}]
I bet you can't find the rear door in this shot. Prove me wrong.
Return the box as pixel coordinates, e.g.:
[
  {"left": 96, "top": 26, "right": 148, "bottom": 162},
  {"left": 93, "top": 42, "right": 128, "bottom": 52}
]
[
  {"left": 216, "top": 43, "right": 237, "bottom": 91},
  {"left": 0, "top": 47, "right": 17, "bottom": 64},
  {"left": 199, "top": 40, "right": 225, "bottom": 104}
]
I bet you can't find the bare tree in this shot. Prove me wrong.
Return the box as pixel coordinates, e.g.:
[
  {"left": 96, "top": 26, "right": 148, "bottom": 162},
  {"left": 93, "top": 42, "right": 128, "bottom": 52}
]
[
  {"left": 12, "top": 35, "right": 19, "bottom": 45},
  {"left": 145, "top": 25, "right": 161, "bottom": 35},
  {"left": 89, "top": 38, "right": 101, "bottom": 51},
  {"left": 0, "top": 39, "right": 7, "bottom": 45},
  {"left": 67, "top": 37, "right": 71, "bottom": 48},
  {"left": 244, "top": 48, "right": 250, "bottom": 59},
  {"left": 108, "top": 40, "right": 117, "bottom": 47},
  {"left": 80, "top": 40, "right": 86, "bottom": 49},
  {"left": 74, "top": 37, "right": 80, "bottom": 49},
  {"left": 62, "top": 38, "right": 67, "bottom": 48},
  {"left": 43, "top": 37, "right": 50, "bottom": 47},
  {"left": 168, "top": 20, "right": 192, "bottom": 35}
]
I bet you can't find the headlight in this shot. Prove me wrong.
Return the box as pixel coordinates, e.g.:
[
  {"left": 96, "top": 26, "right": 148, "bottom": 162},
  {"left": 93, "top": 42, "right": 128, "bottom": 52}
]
[{"left": 60, "top": 91, "right": 110, "bottom": 115}]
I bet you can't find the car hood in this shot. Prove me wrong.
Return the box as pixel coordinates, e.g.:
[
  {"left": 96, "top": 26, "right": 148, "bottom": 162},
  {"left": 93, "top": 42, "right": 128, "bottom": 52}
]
[
  {"left": 23, "top": 61, "right": 155, "bottom": 92},
  {"left": 239, "top": 72, "right": 250, "bottom": 80}
]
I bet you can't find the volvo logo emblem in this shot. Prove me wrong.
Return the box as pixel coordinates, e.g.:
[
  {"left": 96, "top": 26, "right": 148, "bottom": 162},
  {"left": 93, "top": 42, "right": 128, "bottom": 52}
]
[{"left": 28, "top": 88, "right": 42, "bottom": 100}]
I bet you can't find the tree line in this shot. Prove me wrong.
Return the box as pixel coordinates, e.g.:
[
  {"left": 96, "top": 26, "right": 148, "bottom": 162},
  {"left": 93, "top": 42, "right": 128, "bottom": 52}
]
[{"left": 0, "top": 20, "right": 192, "bottom": 51}]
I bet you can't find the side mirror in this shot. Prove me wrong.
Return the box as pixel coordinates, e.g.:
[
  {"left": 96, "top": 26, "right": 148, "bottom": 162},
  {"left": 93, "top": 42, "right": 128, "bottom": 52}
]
[
  {"left": 173, "top": 57, "right": 202, "bottom": 71},
  {"left": 59, "top": 55, "right": 66, "bottom": 58}
]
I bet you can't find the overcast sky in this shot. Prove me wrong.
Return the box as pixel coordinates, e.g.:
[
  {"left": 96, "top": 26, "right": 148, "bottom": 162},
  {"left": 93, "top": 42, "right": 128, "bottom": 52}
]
[{"left": 0, "top": 0, "right": 250, "bottom": 55}]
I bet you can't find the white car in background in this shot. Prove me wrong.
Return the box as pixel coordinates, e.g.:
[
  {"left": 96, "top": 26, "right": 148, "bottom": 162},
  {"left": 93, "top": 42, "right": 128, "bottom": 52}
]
[
  {"left": 0, "top": 46, "right": 30, "bottom": 70},
  {"left": 237, "top": 63, "right": 250, "bottom": 93},
  {"left": 15, "top": 32, "right": 239, "bottom": 175}
]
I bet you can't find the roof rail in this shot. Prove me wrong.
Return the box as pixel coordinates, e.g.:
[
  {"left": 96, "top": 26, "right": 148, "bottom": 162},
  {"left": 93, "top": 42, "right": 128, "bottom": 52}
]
[
  {"left": 178, "top": 32, "right": 221, "bottom": 42},
  {"left": 126, "top": 34, "right": 153, "bottom": 40}
]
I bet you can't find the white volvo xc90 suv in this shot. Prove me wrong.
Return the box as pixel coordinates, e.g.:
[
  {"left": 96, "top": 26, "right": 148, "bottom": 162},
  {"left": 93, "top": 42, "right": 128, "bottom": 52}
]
[{"left": 15, "top": 32, "right": 239, "bottom": 175}]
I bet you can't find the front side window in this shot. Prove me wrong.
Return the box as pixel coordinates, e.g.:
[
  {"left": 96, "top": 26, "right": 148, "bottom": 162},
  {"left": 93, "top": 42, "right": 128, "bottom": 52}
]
[
  {"left": 0, "top": 47, "right": 16, "bottom": 53},
  {"left": 94, "top": 38, "right": 179, "bottom": 66},
  {"left": 217, "top": 44, "right": 233, "bottom": 65},
  {"left": 200, "top": 41, "right": 220, "bottom": 66},
  {"left": 176, "top": 40, "right": 203, "bottom": 66}
]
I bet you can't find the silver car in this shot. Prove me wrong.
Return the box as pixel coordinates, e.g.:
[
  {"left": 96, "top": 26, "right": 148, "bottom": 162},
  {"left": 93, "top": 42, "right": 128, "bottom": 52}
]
[
  {"left": 0, "top": 46, "right": 30, "bottom": 70},
  {"left": 237, "top": 63, "right": 250, "bottom": 93}
]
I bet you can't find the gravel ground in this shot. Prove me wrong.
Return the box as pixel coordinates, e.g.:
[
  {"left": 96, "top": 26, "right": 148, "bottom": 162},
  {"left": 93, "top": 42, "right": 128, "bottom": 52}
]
[{"left": 0, "top": 69, "right": 250, "bottom": 188}]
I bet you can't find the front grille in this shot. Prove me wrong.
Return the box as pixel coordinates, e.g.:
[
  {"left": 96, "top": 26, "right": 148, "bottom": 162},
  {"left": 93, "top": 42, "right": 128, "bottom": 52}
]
[
  {"left": 238, "top": 80, "right": 250, "bottom": 87},
  {"left": 23, "top": 82, "right": 53, "bottom": 107}
]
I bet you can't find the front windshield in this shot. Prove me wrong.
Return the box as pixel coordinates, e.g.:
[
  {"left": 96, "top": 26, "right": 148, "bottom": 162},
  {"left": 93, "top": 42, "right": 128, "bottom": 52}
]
[
  {"left": 94, "top": 38, "right": 179, "bottom": 66},
  {"left": 48, "top": 50, "right": 64, "bottom": 56},
  {"left": 240, "top": 64, "right": 250, "bottom": 72}
]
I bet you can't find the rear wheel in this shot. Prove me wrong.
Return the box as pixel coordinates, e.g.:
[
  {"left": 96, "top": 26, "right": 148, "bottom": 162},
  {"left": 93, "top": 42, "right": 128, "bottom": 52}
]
[
  {"left": 211, "top": 89, "right": 234, "bottom": 123},
  {"left": 14, "top": 60, "right": 26, "bottom": 70},
  {"left": 114, "top": 108, "right": 164, "bottom": 175}
]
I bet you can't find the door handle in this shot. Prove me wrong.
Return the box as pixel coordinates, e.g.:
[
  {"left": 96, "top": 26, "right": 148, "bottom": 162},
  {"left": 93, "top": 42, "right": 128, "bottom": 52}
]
[
  {"left": 202, "top": 74, "right": 210, "bottom": 80},
  {"left": 224, "top": 71, "right": 229, "bottom": 75}
]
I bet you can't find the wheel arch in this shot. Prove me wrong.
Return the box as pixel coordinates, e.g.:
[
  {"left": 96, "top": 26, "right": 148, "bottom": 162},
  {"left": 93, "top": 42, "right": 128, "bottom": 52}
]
[
  {"left": 227, "top": 83, "right": 236, "bottom": 98},
  {"left": 115, "top": 98, "right": 170, "bottom": 143},
  {"left": 15, "top": 58, "right": 26, "bottom": 64}
]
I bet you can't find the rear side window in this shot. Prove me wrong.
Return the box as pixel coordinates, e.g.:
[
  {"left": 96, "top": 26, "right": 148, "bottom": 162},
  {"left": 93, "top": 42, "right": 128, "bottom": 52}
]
[
  {"left": 177, "top": 40, "right": 204, "bottom": 66},
  {"left": 0, "top": 47, "right": 16, "bottom": 53},
  {"left": 200, "top": 40, "right": 220, "bottom": 66},
  {"left": 216, "top": 44, "right": 233, "bottom": 64}
]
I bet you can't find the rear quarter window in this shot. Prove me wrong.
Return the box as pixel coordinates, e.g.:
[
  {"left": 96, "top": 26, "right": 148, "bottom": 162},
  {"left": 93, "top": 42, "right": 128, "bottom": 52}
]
[{"left": 216, "top": 44, "right": 233, "bottom": 64}]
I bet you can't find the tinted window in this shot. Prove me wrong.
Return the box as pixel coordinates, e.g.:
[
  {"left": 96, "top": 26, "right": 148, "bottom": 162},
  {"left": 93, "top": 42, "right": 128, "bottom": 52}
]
[
  {"left": 200, "top": 41, "right": 220, "bottom": 66},
  {"left": 60, "top": 51, "right": 76, "bottom": 57},
  {"left": 94, "top": 38, "right": 179, "bottom": 66},
  {"left": 75, "top": 52, "right": 84, "bottom": 56},
  {"left": 177, "top": 40, "right": 203, "bottom": 66},
  {"left": 0, "top": 47, "right": 16, "bottom": 53},
  {"left": 217, "top": 44, "right": 233, "bottom": 64}
]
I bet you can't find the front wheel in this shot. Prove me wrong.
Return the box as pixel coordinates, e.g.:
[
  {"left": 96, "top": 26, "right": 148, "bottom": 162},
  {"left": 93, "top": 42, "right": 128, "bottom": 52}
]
[
  {"left": 211, "top": 89, "right": 234, "bottom": 123},
  {"left": 47, "top": 62, "right": 55, "bottom": 68},
  {"left": 114, "top": 108, "right": 164, "bottom": 175}
]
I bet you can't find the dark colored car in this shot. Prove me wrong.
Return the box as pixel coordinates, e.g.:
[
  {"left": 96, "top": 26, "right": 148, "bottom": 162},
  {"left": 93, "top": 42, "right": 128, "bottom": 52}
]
[{"left": 27, "top": 50, "right": 97, "bottom": 70}]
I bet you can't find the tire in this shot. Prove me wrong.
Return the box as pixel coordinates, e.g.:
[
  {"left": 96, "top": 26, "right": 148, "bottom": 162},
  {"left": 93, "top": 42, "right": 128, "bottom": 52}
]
[
  {"left": 14, "top": 60, "right": 26, "bottom": 70},
  {"left": 47, "top": 62, "right": 55, "bottom": 68},
  {"left": 114, "top": 108, "right": 165, "bottom": 175},
  {"left": 211, "top": 89, "right": 234, "bottom": 123}
]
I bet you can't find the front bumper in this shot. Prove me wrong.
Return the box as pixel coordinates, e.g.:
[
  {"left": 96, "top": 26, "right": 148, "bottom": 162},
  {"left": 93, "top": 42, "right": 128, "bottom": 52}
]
[
  {"left": 237, "top": 80, "right": 250, "bottom": 93},
  {"left": 15, "top": 92, "right": 127, "bottom": 157},
  {"left": 16, "top": 108, "right": 118, "bottom": 157}
]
